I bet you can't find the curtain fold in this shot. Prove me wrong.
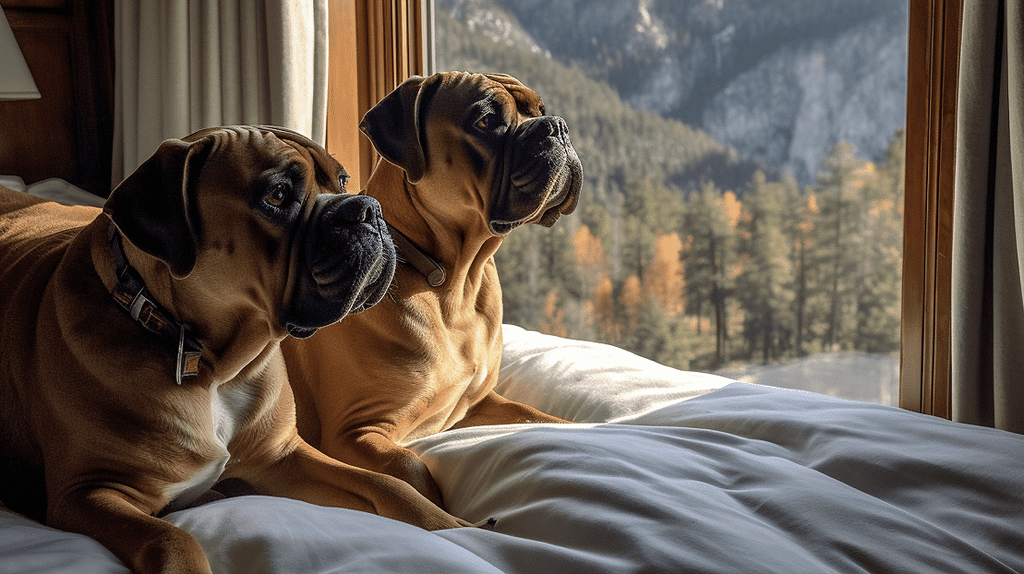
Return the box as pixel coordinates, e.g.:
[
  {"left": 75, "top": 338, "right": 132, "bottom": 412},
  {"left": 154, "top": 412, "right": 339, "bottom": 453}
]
[
  {"left": 112, "top": 0, "right": 327, "bottom": 184},
  {"left": 952, "top": 0, "right": 1024, "bottom": 433}
]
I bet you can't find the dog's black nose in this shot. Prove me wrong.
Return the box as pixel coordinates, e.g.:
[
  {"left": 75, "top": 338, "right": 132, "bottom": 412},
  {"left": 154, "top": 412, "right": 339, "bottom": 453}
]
[
  {"left": 335, "top": 194, "right": 380, "bottom": 224},
  {"left": 520, "top": 115, "right": 569, "bottom": 139}
]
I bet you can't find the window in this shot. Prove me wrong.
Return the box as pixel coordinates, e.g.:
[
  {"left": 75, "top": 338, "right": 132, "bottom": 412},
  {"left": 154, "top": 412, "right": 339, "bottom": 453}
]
[
  {"left": 436, "top": 1, "right": 908, "bottom": 405},
  {"left": 326, "top": 0, "right": 958, "bottom": 417}
]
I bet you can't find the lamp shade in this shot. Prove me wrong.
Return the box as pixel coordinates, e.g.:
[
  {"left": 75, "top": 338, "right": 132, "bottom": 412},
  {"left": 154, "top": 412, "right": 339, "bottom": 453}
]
[{"left": 0, "top": 7, "right": 40, "bottom": 100}]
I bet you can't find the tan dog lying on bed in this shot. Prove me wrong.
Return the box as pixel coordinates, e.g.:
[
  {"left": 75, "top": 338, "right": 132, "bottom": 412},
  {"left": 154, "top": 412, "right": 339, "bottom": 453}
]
[
  {"left": 0, "top": 126, "right": 469, "bottom": 574},
  {"left": 281, "top": 72, "right": 583, "bottom": 506}
]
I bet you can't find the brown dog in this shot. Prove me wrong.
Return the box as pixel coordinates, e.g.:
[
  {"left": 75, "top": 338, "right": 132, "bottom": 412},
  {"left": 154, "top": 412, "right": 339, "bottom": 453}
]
[
  {"left": 0, "top": 126, "right": 469, "bottom": 574},
  {"left": 281, "top": 72, "right": 583, "bottom": 506}
]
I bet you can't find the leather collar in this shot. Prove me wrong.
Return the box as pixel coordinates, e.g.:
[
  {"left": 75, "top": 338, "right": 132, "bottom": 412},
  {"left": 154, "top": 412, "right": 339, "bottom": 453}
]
[
  {"left": 107, "top": 224, "right": 204, "bottom": 384},
  {"left": 387, "top": 223, "right": 446, "bottom": 287}
]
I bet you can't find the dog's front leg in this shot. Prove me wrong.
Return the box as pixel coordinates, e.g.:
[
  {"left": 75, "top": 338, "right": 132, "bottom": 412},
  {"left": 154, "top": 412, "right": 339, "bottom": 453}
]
[
  {"left": 238, "top": 438, "right": 470, "bottom": 530},
  {"left": 452, "top": 390, "right": 569, "bottom": 429},
  {"left": 319, "top": 428, "right": 445, "bottom": 509},
  {"left": 47, "top": 487, "right": 211, "bottom": 574}
]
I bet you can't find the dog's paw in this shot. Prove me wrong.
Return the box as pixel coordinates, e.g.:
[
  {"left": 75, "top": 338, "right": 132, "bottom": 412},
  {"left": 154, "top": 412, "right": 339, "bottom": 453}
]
[
  {"left": 379, "top": 450, "right": 446, "bottom": 509},
  {"left": 472, "top": 516, "right": 498, "bottom": 530}
]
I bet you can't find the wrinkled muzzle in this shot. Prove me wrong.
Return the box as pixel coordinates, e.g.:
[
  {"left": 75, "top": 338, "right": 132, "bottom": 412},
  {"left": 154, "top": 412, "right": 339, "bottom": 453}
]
[
  {"left": 282, "top": 194, "right": 397, "bottom": 338},
  {"left": 489, "top": 116, "right": 583, "bottom": 236}
]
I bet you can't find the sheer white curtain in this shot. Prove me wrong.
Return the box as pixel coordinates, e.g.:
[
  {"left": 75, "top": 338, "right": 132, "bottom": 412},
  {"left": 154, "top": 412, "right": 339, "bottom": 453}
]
[
  {"left": 112, "top": 0, "right": 328, "bottom": 183},
  {"left": 952, "top": 0, "right": 1024, "bottom": 433}
]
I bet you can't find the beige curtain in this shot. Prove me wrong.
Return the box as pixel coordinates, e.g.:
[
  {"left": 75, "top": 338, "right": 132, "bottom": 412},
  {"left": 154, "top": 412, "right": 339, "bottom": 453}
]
[
  {"left": 112, "top": 0, "right": 328, "bottom": 183},
  {"left": 952, "top": 0, "right": 1024, "bottom": 433}
]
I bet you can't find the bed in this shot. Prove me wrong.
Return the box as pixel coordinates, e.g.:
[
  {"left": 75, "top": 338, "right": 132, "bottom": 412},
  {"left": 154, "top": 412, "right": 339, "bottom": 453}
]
[
  {"left": 1, "top": 321, "right": 1022, "bottom": 574},
  {"left": 3, "top": 183, "right": 1023, "bottom": 573}
]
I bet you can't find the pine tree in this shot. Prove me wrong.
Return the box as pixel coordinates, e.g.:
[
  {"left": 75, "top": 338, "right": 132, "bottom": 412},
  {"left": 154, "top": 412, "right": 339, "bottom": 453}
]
[
  {"left": 736, "top": 171, "right": 797, "bottom": 362},
  {"left": 853, "top": 129, "right": 905, "bottom": 352},
  {"left": 635, "top": 298, "right": 689, "bottom": 370},
  {"left": 620, "top": 178, "right": 685, "bottom": 279},
  {"left": 684, "top": 181, "right": 739, "bottom": 366},
  {"left": 494, "top": 228, "right": 537, "bottom": 329},
  {"left": 618, "top": 274, "right": 644, "bottom": 349},
  {"left": 793, "top": 191, "right": 818, "bottom": 355},
  {"left": 535, "top": 225, "right": 585, "bottom": 331},
  {"left": 815, "top": 141, "right": 866, "bottom": 351}
]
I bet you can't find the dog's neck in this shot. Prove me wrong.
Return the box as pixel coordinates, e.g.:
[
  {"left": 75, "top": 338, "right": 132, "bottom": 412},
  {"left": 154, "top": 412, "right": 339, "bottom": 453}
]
[
  {"left": 104, "top": 223, "right": 205, "bottom": 385},
  {"left": 93, "top": 222, "right": 291, "bottom": 390},
  {"left": 364, "top": 160, "right": 503, "bottom": 292}
]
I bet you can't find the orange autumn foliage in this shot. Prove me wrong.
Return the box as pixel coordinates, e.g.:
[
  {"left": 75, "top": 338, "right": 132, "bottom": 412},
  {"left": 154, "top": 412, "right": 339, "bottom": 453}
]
[{"left": 642, "top": 232, "right": 687, "bottom": 315}]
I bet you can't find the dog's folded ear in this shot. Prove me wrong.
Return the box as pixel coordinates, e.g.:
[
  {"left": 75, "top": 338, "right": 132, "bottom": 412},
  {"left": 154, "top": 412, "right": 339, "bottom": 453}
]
[
  {"left": 104, "top": 137, "right": 213, "bottom": 279},
  {"left": 360, "top": 74, "right": 443, "bottom": 184}
]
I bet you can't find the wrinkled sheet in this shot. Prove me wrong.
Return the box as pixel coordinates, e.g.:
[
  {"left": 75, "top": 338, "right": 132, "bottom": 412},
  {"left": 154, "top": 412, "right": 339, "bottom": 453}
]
[{"left": 2, "top": 325, "right": 1022, "bottom": 574}]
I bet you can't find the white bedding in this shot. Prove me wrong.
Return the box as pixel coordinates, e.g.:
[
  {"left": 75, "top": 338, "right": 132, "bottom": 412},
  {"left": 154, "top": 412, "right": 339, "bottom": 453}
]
[{"left": 2, "top": 325, "right": 1022, "bottom": 574}]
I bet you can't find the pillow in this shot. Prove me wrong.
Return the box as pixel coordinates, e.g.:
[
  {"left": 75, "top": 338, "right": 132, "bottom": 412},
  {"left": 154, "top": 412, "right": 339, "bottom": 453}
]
[
  {"left": 0, "top": 508, "right": 126, "bottom": 574},
  {"left": 496, "top": 324, "right": 730, "bottom": 423}
]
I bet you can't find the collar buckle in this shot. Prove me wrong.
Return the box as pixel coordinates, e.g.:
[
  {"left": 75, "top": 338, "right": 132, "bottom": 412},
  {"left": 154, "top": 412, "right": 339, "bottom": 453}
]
[
  {"left": 387, "top": 223, "right": 446, "bottom": 287},
  {"left": 108, "top": 223, "right": 204, "bottom": 384}
]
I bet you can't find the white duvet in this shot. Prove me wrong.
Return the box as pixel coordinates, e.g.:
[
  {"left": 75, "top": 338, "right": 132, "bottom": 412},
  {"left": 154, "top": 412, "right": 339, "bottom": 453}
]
[{"left": 2, "top": 325, "right": 1022, "bottom": 574}]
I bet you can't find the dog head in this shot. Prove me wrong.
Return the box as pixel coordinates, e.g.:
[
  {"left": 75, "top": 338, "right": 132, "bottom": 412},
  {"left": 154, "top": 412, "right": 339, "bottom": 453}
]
[
  {"left": 360, "top": 71, "right": 583, "bottom": 236},
  {"left": 104, "top": 125, "right": 396, "bottom": 340}
]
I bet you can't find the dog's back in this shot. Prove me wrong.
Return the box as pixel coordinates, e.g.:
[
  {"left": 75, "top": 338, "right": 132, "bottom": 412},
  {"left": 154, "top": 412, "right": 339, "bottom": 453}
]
[
  {"left": 0, "top": 189, "right": 98, "bottom": 306},
  {"left": 0, "top": 187, "right": 99, "bottom": 519}
]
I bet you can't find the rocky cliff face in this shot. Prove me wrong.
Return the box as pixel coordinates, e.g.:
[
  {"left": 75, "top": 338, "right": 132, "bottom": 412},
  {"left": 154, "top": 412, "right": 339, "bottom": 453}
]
[
  {"left": 701, "top": 11, "right": 907, "bottom": 184},
  {"left": 436, "top": 0, "right": 907, "bottom": 185}
]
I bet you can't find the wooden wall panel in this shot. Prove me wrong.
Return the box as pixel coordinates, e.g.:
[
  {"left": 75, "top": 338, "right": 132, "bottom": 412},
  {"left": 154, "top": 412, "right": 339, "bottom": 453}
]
[{"left": 0, "top": 0, "right": 113, "bottom": 197}]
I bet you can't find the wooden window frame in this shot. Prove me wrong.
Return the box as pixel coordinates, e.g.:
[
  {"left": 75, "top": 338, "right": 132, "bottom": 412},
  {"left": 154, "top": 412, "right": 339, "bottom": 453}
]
[
  {"left": 900, "top": 0, "right": 962, "bottom": 418},
  {"left": 325, "top": 0, "right": 429, "bottom": 190},
  {"left": 329, "top": 0, "right": 962, "bottom": 418}
]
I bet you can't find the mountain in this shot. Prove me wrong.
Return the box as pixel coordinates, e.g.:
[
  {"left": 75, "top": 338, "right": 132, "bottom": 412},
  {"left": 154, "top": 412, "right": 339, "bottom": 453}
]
[
  {"left": 435, "top": 3, "right": 763, "bottom": 204},
  {"left": 435, "top": 0, "right": 907, "bottom": 185}
]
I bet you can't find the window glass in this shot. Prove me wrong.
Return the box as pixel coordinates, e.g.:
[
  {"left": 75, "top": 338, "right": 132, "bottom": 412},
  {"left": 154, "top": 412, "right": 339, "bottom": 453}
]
[{"left": 434, "top": 0, "right": 907, "bottom": 405}]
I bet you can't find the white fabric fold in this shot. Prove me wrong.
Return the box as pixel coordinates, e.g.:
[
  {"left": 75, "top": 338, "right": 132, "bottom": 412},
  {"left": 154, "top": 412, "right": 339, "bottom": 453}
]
[{"left": 2, "top": 327, "right": 1022, "bottom": 574}]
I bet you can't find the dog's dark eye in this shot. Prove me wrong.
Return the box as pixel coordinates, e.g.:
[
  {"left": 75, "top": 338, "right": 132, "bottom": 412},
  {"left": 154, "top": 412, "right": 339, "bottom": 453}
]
[
  {"left": 338, "top": 171, "right": 350, "bottom": 191},
  {"left": 475, "top": 113, "right": 504, "bottom": 132},
  {"left": 265, "top": 183, "right": 291, "bottom": 208}
]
